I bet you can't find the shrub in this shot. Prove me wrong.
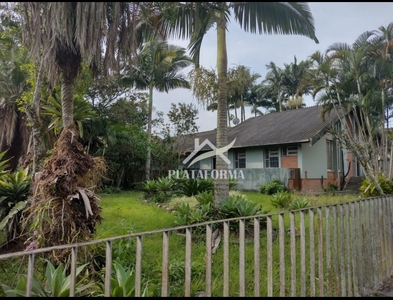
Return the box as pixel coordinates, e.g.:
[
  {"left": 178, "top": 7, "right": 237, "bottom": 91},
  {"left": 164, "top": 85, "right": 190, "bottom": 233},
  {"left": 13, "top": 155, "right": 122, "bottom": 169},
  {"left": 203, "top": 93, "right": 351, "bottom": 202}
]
[
  {"left": 270, "top": 191, "right": 292, "bottom": 209},
  {"left": 155, "top": 177, "right": 173, "bottom": 198},
  {"left": 167, "top": 196, "right": 199, "bottom": 211},
  {"left": 173, "top": 203, "right": 214, "bottom": 234},
  {"left": 259, "top": 178, "right": 287, "bottom": 195},
  {"left": 323, "top": 183, "right": 338, "bottom": 195},
  {"left": 174, "top": 178, "right": 214, "bottom": 197},
  {"left": 360, "top": 175, "right": 393, "bottom": 197},
  {"left": 219, "top": 195, "right": 267, "bottom": 219},
  {"left": 229, "top": 190, "right": 248, "bottom": 201},
  {"left": 195, "top": 191, "right": 214, "bottom": 206},
  {"left": 1, "top": 259, "right": 94, "bottom": 297},
  {"left": 289, "top": 197, "right": 310, "bottom": 210},
  {"left": 141, "top": 179, "right": 157, "bottom": 199},
  {"left": 219, "top": 194, "right": 269, "bottom": 234},
  {"left": 96, "top": 260, "right": 152, "bottom": 297},
  {"left": 0, "top": 168, "right": 31, "bottom": 242}
]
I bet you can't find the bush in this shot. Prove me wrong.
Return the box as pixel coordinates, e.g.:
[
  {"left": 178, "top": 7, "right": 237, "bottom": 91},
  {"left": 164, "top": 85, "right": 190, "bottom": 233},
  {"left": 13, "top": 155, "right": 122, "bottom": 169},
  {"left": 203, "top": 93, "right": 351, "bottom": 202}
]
[
  {"left": 323, "top": 183, "right": 338, "bottom": 195},
  {"left": 167, "top": 196, "right": 199, "bottom": 211},
  {"left": 173, "top": 203, "right": 214, "bottom": 235},
  {"left": 289, "top": 197, "right": 310, "bottom": 210},
  {"left": 0, "top": 168, "right": 31, "bottom": 243},
  {"left": 259, "top": 178, "right": 286, "bottom": 195},
  {"left": 1, "top": 259, "right": 94, "bottom": 297},
  {"left": 141, "top": 179, "right": 157, "bottom": 199},
  {"left": 360, "top": 175, "right": 393, "bottom": 197},
  {"left": 195, "top": 191, "right": 214, "bottom": 206},
  {"left": 174, "top": 178, "right": 214, "bottom": 197},
  {"left": 270, "top": 191, "right": 292, "bottom": 209}
]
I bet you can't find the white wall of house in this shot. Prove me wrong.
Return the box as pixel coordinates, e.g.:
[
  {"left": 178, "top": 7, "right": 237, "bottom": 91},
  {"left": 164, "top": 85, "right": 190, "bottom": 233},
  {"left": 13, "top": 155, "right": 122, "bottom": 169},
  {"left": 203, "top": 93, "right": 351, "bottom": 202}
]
[
  {"left": 300, "top": 136, "right": 328, "bottom": 179},
  {"left": 244, "top": 147, "right": 264, "bottom": 168}
]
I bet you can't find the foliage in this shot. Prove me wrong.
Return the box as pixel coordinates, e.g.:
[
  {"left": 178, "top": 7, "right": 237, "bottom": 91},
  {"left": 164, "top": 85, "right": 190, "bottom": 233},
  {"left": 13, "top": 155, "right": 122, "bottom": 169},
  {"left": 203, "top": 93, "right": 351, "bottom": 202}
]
[
  {"left": 96, "top": 260, "right": 151, "bottom": 297},
  {"left": 229, "top": 178, "right": 238, "bottom": 189},
  {"left": 0, "top": 150, "right": 11, "bottom": 176},
  {"left": 0, "top": 168, "right": 31, "bottom": 242},
  {"left": 167, "top": 196, "right": 198, "bottom": 211},
  {"left": 174, "top": 178, "right": 214, "bottom": 197},
  {"left": 270, "top": 191, "right": 292, "bottom": 209},
  {"left": 195, "top": 191, "right": 214, "bottom": 206},
  {"left": 1, "top": 259, "right": 93, "bottom": 297},
  {"left": 167, "top": 102, "right": 199, "bottom": 137},
  {"left": 218, "top": 194, "right": 269, "bottom": 233},
  {"left": 41, "top": 89, "right": 97, "bottom": 138},
  {"left": 360, "top": 175, "right": 393, "bottom": 197},
  {"left": 142, "top": 179, "right": 157, "bottom": 199},
  {"left": 259, "top": 178, "right": 287, "bottom": 195},
  {"left": 323, "top": 183, "right": 338, "bottom": 195},
  {"left": 289, "top": 197, "right": 310, "bottom": 210},
  {"left": 219, "top": 194, "right": 268, "bottom": 219},
  {"left": 164, "top": 258, "right": 204, "bottom": 296},
  {"left": 99, "top": 186, "right": 122, "bottom": 194},
  {"left": 173, "top": 202, "right": 214, "bottom": 233},
  {"left": 155, "top": 177, "right": 173, "bottom": 198}
]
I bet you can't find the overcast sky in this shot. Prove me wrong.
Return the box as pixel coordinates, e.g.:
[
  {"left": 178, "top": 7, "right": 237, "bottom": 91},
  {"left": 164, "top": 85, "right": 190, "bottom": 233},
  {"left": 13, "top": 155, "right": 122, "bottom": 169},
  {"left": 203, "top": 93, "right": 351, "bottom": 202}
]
[{"left": 152, "top": 2, "right": 393, "bottom": 133}]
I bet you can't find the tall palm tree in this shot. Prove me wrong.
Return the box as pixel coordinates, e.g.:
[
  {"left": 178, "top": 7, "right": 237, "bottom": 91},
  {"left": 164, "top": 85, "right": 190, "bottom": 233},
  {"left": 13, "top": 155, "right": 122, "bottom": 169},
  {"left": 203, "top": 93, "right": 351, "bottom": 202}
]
[
  {"left": 259, "top": 61, "right": 285, "bottom": 112},
  {"left": 164, "top": 2, "right": 319, "bottom": 206},
  {"left": 18, "top": 2, "right": 165, "bottom": 252},
  {"left": 281, "top": 56, "right": 314, "bottom": 109},
  {"left": 124, "top": 38, "right": 192, "bottom": 180},
  {"left": 0, "top": 9, "right": 31, "bottom": 171}
]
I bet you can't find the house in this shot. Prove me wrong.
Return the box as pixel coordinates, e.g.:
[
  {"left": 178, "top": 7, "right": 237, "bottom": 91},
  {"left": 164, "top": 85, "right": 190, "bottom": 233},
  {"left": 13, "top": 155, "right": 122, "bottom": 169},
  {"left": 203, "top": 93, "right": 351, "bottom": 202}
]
[{"left": 175, "top": 105, "right": 364, "bottom": 193}]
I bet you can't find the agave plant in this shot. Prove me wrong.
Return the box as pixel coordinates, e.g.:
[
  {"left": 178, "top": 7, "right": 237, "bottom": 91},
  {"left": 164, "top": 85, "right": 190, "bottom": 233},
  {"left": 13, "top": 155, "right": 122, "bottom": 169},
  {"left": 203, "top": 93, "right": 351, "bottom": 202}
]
[
  {"left": 96, "top": 260, "right": 151, "bottom": 297},
  {"left": 1, "top": 259, "right": 94, "bottom": 297}
]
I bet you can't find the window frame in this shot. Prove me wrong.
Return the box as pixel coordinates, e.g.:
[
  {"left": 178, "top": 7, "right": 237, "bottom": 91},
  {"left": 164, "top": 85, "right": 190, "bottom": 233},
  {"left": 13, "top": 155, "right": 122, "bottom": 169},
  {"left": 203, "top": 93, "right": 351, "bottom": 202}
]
[{"left": 235, "top": 149, "right": 246, "bottom": 168}]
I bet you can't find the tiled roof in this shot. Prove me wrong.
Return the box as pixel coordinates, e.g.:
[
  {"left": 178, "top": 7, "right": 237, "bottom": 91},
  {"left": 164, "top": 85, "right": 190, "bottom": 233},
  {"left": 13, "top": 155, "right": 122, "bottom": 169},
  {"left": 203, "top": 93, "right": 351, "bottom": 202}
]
[{"left": 178, "top": 105, "right": 341, "bottom": 152}]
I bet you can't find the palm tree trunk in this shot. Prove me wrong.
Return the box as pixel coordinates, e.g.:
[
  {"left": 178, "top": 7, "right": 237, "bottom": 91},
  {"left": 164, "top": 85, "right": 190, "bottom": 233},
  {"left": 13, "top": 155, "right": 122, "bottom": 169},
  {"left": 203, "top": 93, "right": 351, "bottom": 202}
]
[
  {"left": 214, "top": 8, "right": 229, "bottom": 208},
  {"left": 61, "top": 76, "right": 75, "bottom": 129},
  {"left": 145, "top": 85, "right": 154, "bottom": 181}
]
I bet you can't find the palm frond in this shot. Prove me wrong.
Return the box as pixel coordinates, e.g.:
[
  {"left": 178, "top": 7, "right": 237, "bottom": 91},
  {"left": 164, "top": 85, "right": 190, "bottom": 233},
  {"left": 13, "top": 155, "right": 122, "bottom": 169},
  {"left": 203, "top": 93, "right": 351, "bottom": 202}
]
[{"left": 232, "top": 2, "right": 318, "bottom": 43}]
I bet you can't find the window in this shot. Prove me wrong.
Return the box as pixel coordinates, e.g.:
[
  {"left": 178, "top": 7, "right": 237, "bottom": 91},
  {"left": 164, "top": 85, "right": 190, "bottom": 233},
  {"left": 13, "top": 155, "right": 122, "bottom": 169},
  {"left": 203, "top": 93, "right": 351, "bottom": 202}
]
[
  {"left": 265, "top": 148, "right": 279, "bottom": 168},
  {"left": 327, "top": 140, "right": 333, "bottom": 170},
  {"left": 282, "top": 145, "right": 298, "bottom": 156},
  {"left": 235, "top": 149, "right": 246, "bottom": 168}
]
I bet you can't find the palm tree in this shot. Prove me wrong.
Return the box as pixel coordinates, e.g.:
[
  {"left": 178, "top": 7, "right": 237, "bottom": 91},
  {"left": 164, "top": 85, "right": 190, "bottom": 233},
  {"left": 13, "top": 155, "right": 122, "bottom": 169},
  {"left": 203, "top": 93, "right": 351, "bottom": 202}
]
[
  {"left": 164, "top": 2, "right": 319, "bottom": 206},
  {"left": 18, "top": 2, "right": 165, "bottom": 253},
  {"left": 0, "top": 9, "right": 31, "bottom": 171},
  {"left": 281, "top": 56, "right": 314, "bottom": 109},
  {"left": 124, "top": 38, "right": 192, "bottom": 180},
  {"left": 259, "top": 61, "right": 285, "bottom": 112}
]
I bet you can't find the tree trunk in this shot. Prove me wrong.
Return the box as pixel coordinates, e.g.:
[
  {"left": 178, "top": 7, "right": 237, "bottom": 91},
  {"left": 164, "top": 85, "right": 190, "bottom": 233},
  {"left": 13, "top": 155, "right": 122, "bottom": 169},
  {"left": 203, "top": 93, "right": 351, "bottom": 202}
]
[
  {"left": 61, "top": 75, "right": 75, "bottom": 129},
  {"left": 24, "top": 59, "right": 47, "bottom": 175},
  {"left": 145, "top": 85, "right": 153, "bottom": 181},
  {"left": 214, "top": 8, "right": 229, "bottom": 209}
]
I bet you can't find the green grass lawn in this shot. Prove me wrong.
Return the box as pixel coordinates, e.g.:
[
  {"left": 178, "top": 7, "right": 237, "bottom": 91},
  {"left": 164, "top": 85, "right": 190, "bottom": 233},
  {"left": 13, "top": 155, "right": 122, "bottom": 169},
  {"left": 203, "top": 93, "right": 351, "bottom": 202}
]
[
  {"left": 95, "top": 191, "right": 177, "bottom": 238},
  {"left": 95, "top": 189, "right": 359, "bottom": 238}
]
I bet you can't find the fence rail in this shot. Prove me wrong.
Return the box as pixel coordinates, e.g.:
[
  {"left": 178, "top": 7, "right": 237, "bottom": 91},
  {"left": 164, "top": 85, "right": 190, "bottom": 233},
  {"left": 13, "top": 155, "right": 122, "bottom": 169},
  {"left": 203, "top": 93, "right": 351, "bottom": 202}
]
[{"left": 1, "top": 195, "right": 392, "bottom": 296}]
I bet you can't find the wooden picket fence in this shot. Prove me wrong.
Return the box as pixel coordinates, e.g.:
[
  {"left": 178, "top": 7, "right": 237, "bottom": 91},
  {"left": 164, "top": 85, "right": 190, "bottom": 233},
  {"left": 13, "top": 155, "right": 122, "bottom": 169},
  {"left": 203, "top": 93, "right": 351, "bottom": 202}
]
[{"left": 0, "top": 195, "right": 392, "bottom": 296}]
